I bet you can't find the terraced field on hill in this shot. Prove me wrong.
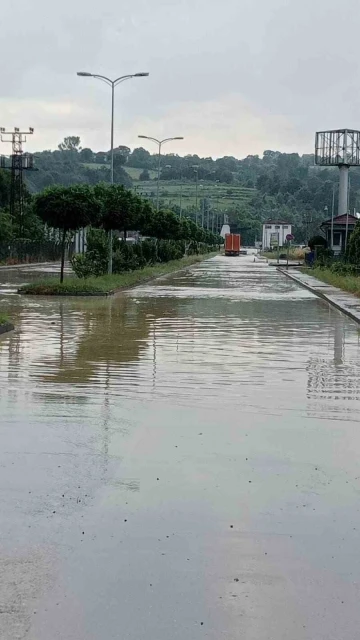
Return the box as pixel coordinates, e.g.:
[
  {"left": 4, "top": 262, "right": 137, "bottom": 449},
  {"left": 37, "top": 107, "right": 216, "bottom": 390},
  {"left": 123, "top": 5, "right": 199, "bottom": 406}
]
[{"left": 132, "top": 179, "right": 256, "bottom": 211}]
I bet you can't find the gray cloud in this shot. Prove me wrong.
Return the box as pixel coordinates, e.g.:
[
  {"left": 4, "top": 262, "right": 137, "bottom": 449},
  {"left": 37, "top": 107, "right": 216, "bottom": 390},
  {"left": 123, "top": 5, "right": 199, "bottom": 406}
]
[{"left": 1, "top": 0, "right": 360, "bottom": 157}]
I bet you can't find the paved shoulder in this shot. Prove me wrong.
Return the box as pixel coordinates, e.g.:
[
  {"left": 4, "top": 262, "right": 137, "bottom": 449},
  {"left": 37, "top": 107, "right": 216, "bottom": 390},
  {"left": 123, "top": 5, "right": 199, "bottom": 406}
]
[{"left": 279, "top": 268, "right": 360, "bottom": 325}]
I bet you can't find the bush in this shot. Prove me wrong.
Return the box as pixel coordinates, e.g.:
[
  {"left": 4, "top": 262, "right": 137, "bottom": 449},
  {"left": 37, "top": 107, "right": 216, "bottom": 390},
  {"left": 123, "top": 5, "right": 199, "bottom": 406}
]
[
  {"left": 157, "top": 239, "right": 184, "bottom": 263},
  {"left": 308, "top": 235, "right": 327, "bottom": 251},
  {"left": 141, "top": 238, "right": 157, "bottom": 264},
  {"left": 314, "top": 247, "right": 333, "bottom": 267},
  {"left": 71, "top": 228, "right": 108, "bottom": 278},
  {"left": 113, "top": 242, "right": 146, "bottom": 273},
  {"left": 346, "top": 220, "right": 360, "bottom": 265},
  {"left": 71, "top": 254, "right": 95, "bottom": 278},
  {"left": 330, "top": 262, "right": 359, "bottom": 276}
]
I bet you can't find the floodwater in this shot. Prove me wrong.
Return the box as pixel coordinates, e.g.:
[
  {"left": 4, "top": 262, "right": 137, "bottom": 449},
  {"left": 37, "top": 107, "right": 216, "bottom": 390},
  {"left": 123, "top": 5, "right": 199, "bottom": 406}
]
[{"left": 1, "top": 256, "right": 360, "bottom": 640}]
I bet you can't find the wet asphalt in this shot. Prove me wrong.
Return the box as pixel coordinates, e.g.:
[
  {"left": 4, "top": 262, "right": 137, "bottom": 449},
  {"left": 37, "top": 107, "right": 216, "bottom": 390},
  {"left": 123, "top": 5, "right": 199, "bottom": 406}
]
[{"left": 1, "top": 255, "right": 360, "bottom": 639}]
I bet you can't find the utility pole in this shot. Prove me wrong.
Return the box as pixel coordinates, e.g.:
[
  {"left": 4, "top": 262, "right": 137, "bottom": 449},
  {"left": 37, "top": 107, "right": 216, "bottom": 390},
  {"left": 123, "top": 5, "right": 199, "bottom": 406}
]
[
  {"left": 0, "top": 127, "right": 35, "bottom": 237},
  {"left": 179, "top": 163, "right": 183, "bottom": 218},
  {"left": 193, "top": 165, "right": 199, "bottom": 224},
  {"left": 331, "top": 184, "right": 336, "bottom": 250}
]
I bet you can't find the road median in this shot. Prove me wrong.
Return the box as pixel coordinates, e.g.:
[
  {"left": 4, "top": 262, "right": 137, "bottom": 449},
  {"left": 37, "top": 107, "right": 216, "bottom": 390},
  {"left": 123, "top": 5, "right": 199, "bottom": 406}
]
[
  {"left": 0, "top": 315, "right": 14, "bottom": 335},
  {"left": 18, "top": 254, "right": 217, "bottom": 296}
]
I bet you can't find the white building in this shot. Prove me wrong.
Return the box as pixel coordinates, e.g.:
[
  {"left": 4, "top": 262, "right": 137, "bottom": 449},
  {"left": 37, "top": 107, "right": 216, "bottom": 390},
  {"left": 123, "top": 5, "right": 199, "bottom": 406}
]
[
  {"left": 220, "top": 224, "right": 231, "bottom": 238},
  {"left": 262, "top": 220, "right": 292, "bottom": 250}
]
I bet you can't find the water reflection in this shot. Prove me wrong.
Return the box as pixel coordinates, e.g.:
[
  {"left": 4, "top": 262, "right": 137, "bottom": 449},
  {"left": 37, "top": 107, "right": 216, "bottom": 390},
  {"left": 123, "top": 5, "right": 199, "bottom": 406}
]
[
  {"left": 1, "top": 257, "right": 360, "bottom": 415},
  {"left": 2, "top": 257, "right": 360, "bottom": 639},
  {"left": 306, "top": 318, "right": 360, "bottom": 403}
]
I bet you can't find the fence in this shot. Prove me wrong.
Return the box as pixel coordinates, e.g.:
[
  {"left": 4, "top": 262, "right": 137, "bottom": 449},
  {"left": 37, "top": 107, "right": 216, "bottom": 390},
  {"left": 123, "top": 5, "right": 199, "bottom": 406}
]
[{"left": 0, "top": 240, "right": 63, "bottom": 265}]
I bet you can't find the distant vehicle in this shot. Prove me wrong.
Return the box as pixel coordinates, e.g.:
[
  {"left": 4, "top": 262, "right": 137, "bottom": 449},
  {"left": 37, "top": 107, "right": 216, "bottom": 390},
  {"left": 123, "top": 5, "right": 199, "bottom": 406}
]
[{"left": 224, "top": 233, "right": 241, "bottom": 256}]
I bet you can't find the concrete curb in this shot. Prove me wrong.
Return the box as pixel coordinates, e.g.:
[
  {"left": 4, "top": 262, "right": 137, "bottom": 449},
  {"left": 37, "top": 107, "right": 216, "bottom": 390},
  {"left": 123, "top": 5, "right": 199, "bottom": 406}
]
[
  {"left": 278, "top": 268, "right": 360, "bottom": 326},
  {"left": 0, "top": 322, "right": 14, "bottom": 336}
]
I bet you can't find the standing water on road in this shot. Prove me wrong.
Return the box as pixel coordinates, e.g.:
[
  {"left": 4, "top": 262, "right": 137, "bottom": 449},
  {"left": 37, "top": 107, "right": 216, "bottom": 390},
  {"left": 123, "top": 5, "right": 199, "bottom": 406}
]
[{"left": 1, "top": 255, "right": 360, "bottom": 639}]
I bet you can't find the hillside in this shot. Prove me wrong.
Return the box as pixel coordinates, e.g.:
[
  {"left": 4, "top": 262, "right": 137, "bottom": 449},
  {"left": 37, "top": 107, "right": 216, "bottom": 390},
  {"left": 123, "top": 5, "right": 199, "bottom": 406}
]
[
  {"left": 4, "top": 135, "right": 360, "bottom": 245},
  {"left": 133, "top": 179, "right": 256, "bottom": 212}
]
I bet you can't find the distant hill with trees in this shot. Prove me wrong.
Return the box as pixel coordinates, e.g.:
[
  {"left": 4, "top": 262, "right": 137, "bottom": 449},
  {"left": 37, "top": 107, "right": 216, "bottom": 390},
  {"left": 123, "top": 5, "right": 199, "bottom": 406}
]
[{"left": 2, "top": 135, "right": 360, "bottom": 245}]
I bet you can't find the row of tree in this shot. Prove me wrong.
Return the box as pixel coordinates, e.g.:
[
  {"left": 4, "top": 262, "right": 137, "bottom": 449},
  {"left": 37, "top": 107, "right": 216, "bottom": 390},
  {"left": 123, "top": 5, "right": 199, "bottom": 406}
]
[
  {"left": 33, "top": 184, "right": 221, "bottom": 282},
  {"left": 3, "top": 135, "right": 359, "bottom": 247}
]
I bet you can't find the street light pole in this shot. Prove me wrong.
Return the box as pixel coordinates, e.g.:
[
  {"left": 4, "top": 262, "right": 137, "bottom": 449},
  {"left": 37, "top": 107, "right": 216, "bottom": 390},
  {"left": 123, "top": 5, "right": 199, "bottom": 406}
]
[
  {"left": 110, "top": 82, "right": 115, "bottom": 185},
  {"left": 77, "top": 70, "right": 149, "bottom": 273},
  {"left": 138, "top": 135, "right": 184, "bottom": 211},
  {"left": 157, "top": 142, "right": 162, "bottom": 211}
]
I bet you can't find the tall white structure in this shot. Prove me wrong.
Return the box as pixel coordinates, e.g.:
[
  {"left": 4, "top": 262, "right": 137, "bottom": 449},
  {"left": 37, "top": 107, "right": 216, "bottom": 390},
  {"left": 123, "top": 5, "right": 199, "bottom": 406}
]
[
  {"left": 74, "top": 228, "right": 87, "bottom": 254},
  {"left": 220, "top": 224, "right": 231, "bottom": 238},
  {"left": 262, "top": 220, "right": 292, "bottom": 250},
  {"left": 315, "top": 129, "right": 360, "bottom": 216}
]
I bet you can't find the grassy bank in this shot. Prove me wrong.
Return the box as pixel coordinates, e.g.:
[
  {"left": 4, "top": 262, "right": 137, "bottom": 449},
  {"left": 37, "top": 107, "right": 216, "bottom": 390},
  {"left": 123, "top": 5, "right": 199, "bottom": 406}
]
[
  {"left": 307, "top": 267, "right": 360, "bottom": 297},
  {"left": 0, "top": 313, "right": 14, "bottom": 334},
  {"left": 19, "top": 253, "right": 217, "bottom": 296}
]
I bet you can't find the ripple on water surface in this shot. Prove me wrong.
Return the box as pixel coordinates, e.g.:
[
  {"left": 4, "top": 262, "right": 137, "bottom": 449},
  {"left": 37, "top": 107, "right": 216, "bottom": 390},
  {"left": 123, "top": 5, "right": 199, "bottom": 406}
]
[{"left": 2, "top": 256, "right": 360, "bottom": 640}]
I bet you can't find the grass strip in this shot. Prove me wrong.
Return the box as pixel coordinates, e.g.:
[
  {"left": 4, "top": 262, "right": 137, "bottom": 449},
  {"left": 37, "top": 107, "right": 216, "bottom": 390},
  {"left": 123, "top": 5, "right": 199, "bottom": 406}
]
[{"left": 306, "top": 267, "right": 360, "bottom": 297}]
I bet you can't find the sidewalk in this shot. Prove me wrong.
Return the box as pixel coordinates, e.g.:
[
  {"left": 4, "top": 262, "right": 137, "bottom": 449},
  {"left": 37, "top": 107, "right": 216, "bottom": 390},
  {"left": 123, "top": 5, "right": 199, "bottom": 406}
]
[
  {"left": 279, "top": 268, "right": 360, "bottom": 325},
  {"left": 0, "top": 261, "right": 61, "bottom": 271}
]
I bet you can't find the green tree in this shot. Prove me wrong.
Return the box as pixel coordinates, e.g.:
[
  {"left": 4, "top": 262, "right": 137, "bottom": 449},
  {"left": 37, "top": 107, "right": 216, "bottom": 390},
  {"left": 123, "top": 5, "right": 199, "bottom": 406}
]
[
  {"left": 58, "top": 136, "right": 82, "bottom": 153},
  {"left": 79, "top": 148, "right": 94, "bottom": 163},
  {"left": 346, "top": 221, "right": 360, "bottom": 264},
  {"left": 128, "top": 147, "right": 151, "bottom": 169},
  {"left": 0, "top": 170, "right": 11, "bottom": 209},
  {"left": 139, "top": 169, "right": 150, "bottom": 181},
  {"left": 114, "top": 146, "right": 130, "bottom": 165},
  {"left": 308, "top": 235, "right": 327, "bottom": 250},
  {"left": 96, "top": 184, "right": 145, "bottom": 240},
  {"left": 0, "top": 211, "right": 13, "bottom": 243},
  {"left": 34, "top": 184, "right": 101, "bottom": 282},
  {"left": 141, "top": 209, "right": 181, "bottom": 240}
]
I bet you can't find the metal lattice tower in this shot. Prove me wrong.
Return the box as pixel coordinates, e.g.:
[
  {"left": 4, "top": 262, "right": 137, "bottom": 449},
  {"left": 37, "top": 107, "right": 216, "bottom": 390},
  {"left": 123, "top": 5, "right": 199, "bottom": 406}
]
[
  {"left": 315, "top": 129, "right": 360, "bottom": 216},
  {"left": 0, "top": 127, "right": 34, "bottom": 236}
]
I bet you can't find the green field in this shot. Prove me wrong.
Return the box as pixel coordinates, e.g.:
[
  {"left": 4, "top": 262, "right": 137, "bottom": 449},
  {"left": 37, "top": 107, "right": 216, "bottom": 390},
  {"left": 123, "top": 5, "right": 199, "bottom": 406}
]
[
  {"left": 81, "top": 163, "right": 256, "bottom": 212},
  {"left": 83, "top": 162, "right": 110, "bottom": 170},
  {"left": 133, "top": 180, "right": 256, "bottom": 212},
  {"left": 124, "top": 167, "right": 157, "bottom": 180}
]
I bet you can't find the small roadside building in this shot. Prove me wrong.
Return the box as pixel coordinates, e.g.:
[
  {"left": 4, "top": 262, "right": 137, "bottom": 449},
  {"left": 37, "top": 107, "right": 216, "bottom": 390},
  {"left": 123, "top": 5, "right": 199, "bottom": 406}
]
[
  {"left": 262, "top": 220, "right": 292, "bottom": 250},
  {"left": 320, "top": 213, "right": 358, "bottom": 254}
]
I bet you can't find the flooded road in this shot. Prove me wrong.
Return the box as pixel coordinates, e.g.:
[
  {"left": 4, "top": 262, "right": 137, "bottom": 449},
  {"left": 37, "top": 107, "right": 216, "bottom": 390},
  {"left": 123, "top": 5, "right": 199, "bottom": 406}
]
[{"left": 1, "top": 255, "right": 360, "bottom": 639}]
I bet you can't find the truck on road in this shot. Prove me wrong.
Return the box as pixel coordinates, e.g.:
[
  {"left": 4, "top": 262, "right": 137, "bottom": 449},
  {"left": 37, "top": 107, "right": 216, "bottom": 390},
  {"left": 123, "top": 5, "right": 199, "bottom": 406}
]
[{"left": 224, "top": 233, "right": 241, "bottom": 256}]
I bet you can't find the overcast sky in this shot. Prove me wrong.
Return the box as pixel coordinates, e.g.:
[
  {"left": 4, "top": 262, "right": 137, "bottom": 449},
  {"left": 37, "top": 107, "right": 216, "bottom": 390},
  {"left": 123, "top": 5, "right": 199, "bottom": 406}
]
[{"left": 1, "top": 0, "right": 360, "bottom": 158}]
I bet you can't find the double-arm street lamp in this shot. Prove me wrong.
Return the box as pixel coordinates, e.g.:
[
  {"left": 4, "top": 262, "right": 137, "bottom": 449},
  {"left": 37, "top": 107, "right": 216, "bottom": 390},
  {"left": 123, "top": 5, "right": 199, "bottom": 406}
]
[
  {"left": 77, "top": 70, "right": 149, "bottom": 273},
  {"left": 138, "top": 135, "right": 184, "bottom": 210}
]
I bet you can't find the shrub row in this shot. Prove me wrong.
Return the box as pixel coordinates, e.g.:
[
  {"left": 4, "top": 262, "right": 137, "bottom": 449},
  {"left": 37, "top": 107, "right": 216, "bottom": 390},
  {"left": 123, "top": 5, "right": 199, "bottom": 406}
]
[{"left": 71, "top": 229, "right": 218, "bottom": 278}]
